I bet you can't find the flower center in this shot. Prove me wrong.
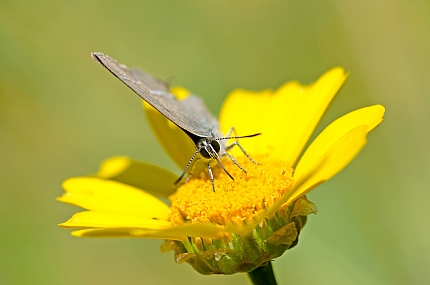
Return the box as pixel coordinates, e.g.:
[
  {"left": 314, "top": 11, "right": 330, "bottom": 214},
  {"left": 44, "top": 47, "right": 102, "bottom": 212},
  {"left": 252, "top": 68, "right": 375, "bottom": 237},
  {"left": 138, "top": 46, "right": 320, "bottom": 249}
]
[{"left": 169, "top": 155, "right": 294, "bottom": 226}]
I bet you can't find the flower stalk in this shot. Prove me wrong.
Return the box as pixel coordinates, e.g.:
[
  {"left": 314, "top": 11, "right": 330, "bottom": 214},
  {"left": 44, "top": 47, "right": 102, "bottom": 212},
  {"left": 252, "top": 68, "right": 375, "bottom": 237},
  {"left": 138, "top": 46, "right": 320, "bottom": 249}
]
[{"left": 247, "top": 261, "right": 278, "bottom": 285}]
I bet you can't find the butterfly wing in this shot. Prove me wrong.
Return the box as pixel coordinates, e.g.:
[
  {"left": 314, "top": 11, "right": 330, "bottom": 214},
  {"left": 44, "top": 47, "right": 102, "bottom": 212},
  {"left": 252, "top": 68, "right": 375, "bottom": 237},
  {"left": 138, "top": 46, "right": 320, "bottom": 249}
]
[
  {"left": 91, "top": 52, "right": 220, "bottom": 138},
  {"left": 130, "top": 68, "right": 170, "bottom": 93}
]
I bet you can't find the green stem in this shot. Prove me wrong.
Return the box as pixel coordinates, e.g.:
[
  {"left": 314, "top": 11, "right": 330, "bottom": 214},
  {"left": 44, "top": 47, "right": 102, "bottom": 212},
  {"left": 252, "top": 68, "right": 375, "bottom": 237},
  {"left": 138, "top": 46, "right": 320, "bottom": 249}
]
[{"left": 247, "top": 261, "right": 278, "bottom": 285}]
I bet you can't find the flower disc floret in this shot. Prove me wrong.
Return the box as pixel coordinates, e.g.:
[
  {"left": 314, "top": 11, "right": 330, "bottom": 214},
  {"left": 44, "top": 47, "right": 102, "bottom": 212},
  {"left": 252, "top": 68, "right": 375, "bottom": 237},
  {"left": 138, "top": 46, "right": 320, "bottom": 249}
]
[
  {"left": 165, "top": 155, "right": 317, "bottom": 274},
  {"left": 169, "top": 155, "right": 294, "bottom": 226}
]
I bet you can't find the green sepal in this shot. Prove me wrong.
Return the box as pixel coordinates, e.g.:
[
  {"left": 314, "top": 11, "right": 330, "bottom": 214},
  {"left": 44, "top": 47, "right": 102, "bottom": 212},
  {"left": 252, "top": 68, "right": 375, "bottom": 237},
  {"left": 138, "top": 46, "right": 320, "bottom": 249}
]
[{"left": 161, "top": 196, "right": 317, "bottom": 275}]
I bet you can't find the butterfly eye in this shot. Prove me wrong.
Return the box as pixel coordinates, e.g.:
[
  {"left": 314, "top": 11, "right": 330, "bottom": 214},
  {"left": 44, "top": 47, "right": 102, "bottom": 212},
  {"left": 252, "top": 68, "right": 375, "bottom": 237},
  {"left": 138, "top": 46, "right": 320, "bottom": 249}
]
[
  {"left": 210, "top": 140, "right": 221, "bottom": 154},
  {"left": 199, "top": 140, "right": 221, "bottom": 159},
  {"left": 200, "top": 148, "right": 211, "bottom": 159}
]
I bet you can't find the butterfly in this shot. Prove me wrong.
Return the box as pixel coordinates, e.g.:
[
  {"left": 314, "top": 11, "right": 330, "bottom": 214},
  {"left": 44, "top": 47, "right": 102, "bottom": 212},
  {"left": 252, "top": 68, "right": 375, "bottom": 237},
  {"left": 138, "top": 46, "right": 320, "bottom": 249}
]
[{"left": 91, "top": 52, "right": 260, "bottom": 190}]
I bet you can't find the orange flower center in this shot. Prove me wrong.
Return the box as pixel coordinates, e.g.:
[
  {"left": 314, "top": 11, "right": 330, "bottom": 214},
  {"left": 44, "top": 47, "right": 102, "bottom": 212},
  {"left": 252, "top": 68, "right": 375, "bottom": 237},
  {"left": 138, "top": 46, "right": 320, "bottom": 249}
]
[{"left": 169, "top": 155, "right": 294, "bottom": 226}]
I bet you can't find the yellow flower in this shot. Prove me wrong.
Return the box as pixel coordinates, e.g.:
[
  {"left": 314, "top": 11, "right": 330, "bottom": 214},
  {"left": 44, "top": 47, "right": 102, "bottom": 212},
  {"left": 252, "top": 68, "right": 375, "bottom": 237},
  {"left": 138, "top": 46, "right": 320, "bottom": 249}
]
[{"left": 58, "top": 67, "right": 385, "bottom": 275}]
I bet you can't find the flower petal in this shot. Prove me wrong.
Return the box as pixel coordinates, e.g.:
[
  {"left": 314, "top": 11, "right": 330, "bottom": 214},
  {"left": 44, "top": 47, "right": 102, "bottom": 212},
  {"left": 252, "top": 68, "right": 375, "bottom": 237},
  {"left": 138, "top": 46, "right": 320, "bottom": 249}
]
[
  {"left": 96, "top": 156, "right": 177, "bottom": 197},
  {"left": 295, "top": 104, "right": 385, "bottom": 180},
  {"left": 57, "top": 177, "right": 170, "bottom": 219},
  {"left": 154, "top": 223, "right": 225, "bottom": 239},
  {"left": 71, "top": 228, "right": 156, "bottom": 238},
  {"left": 59, "top": 211, "right": 172, "bottom": 229},
  {"left": 70, "top": 223, "right": 225, "bottom": 240},
  {"left": 236, "top": 124, "right": 371, "bottom": 235},
  {"left": 219, "top": 67, "right": 348, "bottom": 166},
  {"left": 288, "top": 125, "right": 369, "bottom": 204},
  {"left": 143, "top": 87, "right": 196, "bottom": 169},
  {"left": 219, "top": 88, "right": 273, "bottom": 157}
]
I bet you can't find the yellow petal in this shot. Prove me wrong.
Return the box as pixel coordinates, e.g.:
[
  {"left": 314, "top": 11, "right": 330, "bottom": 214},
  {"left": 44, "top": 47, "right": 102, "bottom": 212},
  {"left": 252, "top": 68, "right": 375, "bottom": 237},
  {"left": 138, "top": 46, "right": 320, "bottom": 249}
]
[
  {"left": 295, "top": 104, "right": 385, "bottom": 180},
  {"left": 287, "top": 125, "right": 369, "bottom": 204},
  {"left": 232, "top": 125, "right": 370, "bottom": 236},
  {"left": 143, "top": 87, "right": 196, "bottom": 169},
  {"left": 219, "top": 88, "right": 273, "bottom": 158},
  {"left": 96, "top": 156, "right": 177, "bottom": 197},
  {"left": 59, "top": 211, "right": 171, "bottom": 229},
  {"left": 71, "top": 223, "right": 225, "bottom": 240},
  {"left": 71, "top": 228, "right": 158, "bottom": 238},
  {"left": 153, "top": 223, "right": 225, "bottom": 239},
  {"left": 219, "top": 68, "right": 348, "bottom": 166},
  {"left": 57, "top": 177, "right": 170, "bottom": 220}
]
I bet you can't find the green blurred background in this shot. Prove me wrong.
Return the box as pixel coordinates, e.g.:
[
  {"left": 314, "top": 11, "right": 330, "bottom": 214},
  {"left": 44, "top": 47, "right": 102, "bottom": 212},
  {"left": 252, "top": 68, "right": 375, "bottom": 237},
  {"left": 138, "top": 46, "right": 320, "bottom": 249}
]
[{"left": 2, "top": 1, "right": 430, "bottom": 285}]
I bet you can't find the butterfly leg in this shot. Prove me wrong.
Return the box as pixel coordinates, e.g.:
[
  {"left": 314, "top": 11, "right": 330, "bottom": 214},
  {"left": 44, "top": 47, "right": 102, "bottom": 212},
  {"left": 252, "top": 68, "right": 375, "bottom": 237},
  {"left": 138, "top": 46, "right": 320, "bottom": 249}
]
[
  {"left": 174, "top": 148, "right": 200, "bottom": 187},
  {"left": 224, "top": 152, "right": 247, "bottom": 174},
  {"left": 207, "top": 163, "right": 215, "bottom": 191},
  {"left": 225, "top": 127, "right": 259, "bottom": 165}
]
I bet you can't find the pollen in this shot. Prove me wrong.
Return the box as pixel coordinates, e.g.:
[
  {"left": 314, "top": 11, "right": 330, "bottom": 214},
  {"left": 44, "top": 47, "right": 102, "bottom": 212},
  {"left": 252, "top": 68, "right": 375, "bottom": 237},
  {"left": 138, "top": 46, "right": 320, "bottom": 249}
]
[{"left": 169, "top": 155, "right": 294, "bottom": 226}]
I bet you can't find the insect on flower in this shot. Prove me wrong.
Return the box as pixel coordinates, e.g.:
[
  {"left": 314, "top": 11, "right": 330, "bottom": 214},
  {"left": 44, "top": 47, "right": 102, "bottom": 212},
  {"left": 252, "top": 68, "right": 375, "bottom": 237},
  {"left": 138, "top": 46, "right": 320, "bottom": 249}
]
[
  {"left": 92, "top": 52, "right": 261, "bottom": 190},
  {"left": 58, "top": 57, "right": 385, "bottom": 277}
]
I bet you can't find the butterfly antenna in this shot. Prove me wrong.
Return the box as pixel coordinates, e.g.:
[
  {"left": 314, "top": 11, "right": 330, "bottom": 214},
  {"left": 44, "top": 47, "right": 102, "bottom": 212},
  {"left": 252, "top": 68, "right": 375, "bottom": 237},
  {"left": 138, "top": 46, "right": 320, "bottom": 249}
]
[
  {"left": 216, "top": 131, "right": 261, "bottom": 165},
  {"left": 216, "top": 133, "right": 262, "bottom": 141}
]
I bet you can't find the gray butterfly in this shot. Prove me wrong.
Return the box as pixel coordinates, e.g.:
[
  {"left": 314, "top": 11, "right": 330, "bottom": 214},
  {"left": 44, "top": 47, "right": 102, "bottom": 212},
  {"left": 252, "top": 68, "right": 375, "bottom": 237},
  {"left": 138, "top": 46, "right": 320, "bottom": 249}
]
[{"left": 91, "top": 52, "right": 259, "bottom": 190}]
